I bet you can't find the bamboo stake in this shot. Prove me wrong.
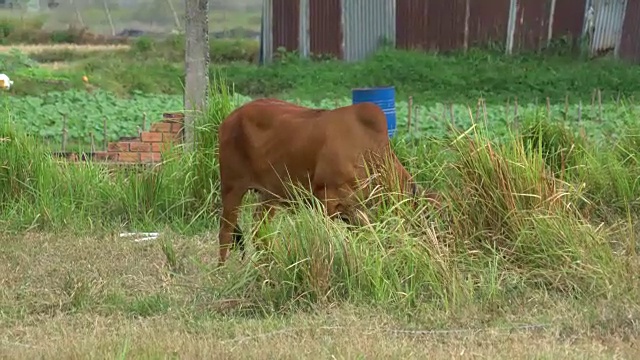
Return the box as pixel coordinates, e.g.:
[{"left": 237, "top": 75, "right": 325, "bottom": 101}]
[
  {"left": 505, "top": 98, "right": 510, "bottom": 125},
  {"left": 578, "top": 101, "right": 586, "bottom": 140},
  {"left": 449, "top": 103, "right": 456, "bottom": 129},
  {"left": 61, "top": 114, "right": 67, "bottom": 153},
  {"left": 546, "top": 97, "right": 551, "bottom": 120},
  {"left": 441, "top": 104, "right": 447, "bottom": 124},
  {"left": 103, "top": 117, "right": 108, "bottom": 151},
  {"left": 482, "top": 98, "right": 487, "bottom": 126},
  {"left": 514, "top": 96, "right": 519, "bottom": 131},
  {"left": 564, "top": 94, "right": 569, "bottom": 122},
  {"left": 90, "top": 131, "right": 95, "bottom": 153},
  {"left": 142, "top": 112, "right": 147, "bottom": 132},
  {"left": 578, "top": 101, "right": 582, "bottom": 123},
  {"left": 597, "top": 89, "right": 603, "bottom": 122},
  {"left": 407, "top": 96, "right": 413, "bottom": 133}
]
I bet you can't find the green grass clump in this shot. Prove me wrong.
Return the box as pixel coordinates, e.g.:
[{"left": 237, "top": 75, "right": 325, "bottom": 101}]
[{"left": 212, "top": 122, "right": 628, "bottom": 313}]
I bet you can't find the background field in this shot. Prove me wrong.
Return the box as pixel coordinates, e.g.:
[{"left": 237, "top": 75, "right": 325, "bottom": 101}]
[
  {"left": 0, "top": 0, "right": 263, "bottom": 35},
  {"left": 2, "top": 13, "right": 640, "bottom": 358}
]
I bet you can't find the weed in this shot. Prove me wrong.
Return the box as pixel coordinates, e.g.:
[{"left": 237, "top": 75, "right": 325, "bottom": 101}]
[
  {"left": 126, "top": 294, "right": 171, "bottom": 318},
  {"left": 160, "top": 237, "right": 181, "bottom": 274}
]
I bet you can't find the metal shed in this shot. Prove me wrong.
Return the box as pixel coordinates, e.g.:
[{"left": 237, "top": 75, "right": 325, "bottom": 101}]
[
  {"left": 261, "top": 0, "right": 396, "bottom": 63},
  {"left": 259, "top": 0, "right": 640, "bottom": 64}
]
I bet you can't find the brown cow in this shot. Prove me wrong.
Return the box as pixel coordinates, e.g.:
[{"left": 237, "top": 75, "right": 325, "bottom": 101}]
[{"left": 216, "top": 98, "right": 420, "bottom": 265}]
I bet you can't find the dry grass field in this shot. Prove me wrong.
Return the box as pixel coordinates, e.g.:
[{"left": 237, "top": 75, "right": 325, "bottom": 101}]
[{"left": 1, "top": 232, "right": 639, "bottom": 359}]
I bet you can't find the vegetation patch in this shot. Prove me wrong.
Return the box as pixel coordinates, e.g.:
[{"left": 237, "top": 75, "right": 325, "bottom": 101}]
[
  {"left": 221, "top": 48, "right": 640, "bottom": 104},
  {"left": 2, "top": 41, "right": 640, "bottom": 104},
  {"left": 3, "top": 87, "right": 639, "bottom": 155}
]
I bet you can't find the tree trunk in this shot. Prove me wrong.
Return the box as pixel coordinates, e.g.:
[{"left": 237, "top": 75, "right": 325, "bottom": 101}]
[{"left": 184, "top": 0, "right": 210, "bottom": 151}]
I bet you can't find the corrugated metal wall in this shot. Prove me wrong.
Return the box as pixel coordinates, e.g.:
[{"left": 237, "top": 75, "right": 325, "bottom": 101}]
[
  {"left": 618, "top": 0, "right": 640, "bottom": 62},
  {"left": 428, "top": 0, "right": 467, "bottom": 51},
  {"left": 395, "top": 0, "right": 517, "bottom": 52},
  {"left": 261, "top": 0, "right": 640, "bottom": 63},
  {"left": 552, "top": 0, "right": 587, "bottom": 41},
  {"left": 271, "top": 0, "right": 300, "bottom": 53},
  {"left": 512, "top": 0, "right": 551, "bottom": 51},
  {"left": 309, "top": 0, "right": 343, "bottom": 59},
  {"left": 467, "top": 0, "right": 511, "bottom": 47},
  {"left": 395, "top": 0, "right": 429, "bottom": 50},
  {"left": 342, "top": 0, "right": 396, "bottom": 62},
  {"left": 395, "top": 0, "right": 466, "bottom": 51},
  {"left": 589, "top": 0, "right": 628, "bottom": 55}
]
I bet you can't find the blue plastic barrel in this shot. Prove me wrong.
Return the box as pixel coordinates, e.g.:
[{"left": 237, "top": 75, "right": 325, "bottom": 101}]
[{"left": 351, "top": 86, "right": 397, "bottom": 138}]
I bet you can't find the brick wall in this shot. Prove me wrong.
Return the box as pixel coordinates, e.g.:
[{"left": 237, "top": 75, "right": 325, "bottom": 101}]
[{"left": 56, "top": 112, "right": 184, "bottom": 164}]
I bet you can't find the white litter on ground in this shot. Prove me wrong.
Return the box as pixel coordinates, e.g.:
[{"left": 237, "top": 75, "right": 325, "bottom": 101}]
[
  {"left": 0, "top": 74, "right": 14, "bottom": 90},
  {"left": 119, "top": 232, "right": 160, "bottom": 242}
]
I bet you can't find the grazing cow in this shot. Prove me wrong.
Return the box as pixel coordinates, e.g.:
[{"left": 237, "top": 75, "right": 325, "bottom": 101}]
[{"left": 216, "top": 98, "right": 421, "bottom": 265}]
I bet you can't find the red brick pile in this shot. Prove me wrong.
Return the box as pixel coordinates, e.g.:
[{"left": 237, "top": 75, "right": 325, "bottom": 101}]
[{"left": 56, "top": 112, "right": 184, "bottom": 164}]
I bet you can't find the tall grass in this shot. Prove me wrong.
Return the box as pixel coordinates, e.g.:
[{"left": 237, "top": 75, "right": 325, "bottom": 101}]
[
  {"left": 0, "top": 76, "right": 241, "bottom": 233},
  {"left": 1, "top": 76, "right": 638, "bottom": 314},
  {"left": 212, "top": 122, "right": 631, "bottom": 313}
]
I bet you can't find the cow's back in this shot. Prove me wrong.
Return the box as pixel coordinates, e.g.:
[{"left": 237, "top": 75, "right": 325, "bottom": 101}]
[{"left": 218, "top": 99, "right": 395, "bottom": 197}]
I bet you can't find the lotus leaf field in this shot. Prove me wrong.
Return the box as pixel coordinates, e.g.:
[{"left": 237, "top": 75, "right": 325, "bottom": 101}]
[{"left": 3, "top": 89, "right": 638, "bottom": 147}]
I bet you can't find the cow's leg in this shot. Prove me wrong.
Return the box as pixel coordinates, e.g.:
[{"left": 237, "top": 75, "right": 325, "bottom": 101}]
[{"left": 218, "top": 184, "right": 247, "bottom": 266}]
